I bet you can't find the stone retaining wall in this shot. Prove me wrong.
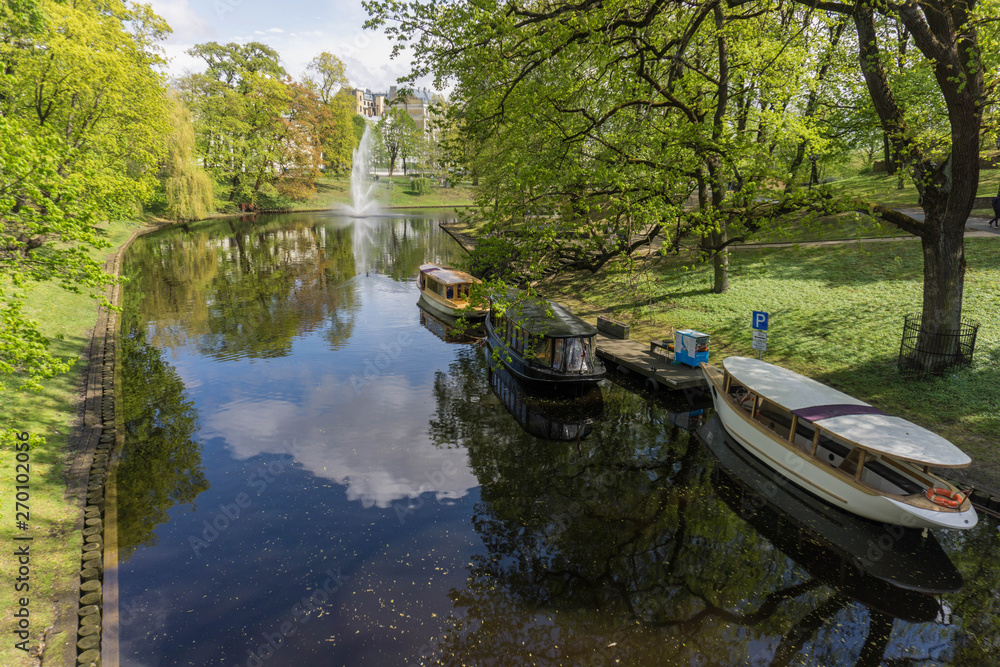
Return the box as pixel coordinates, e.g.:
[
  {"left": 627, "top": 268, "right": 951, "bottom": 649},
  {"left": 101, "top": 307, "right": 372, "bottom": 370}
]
[{"left": 66, "top": 222, "right": 174, "bottom": 667}]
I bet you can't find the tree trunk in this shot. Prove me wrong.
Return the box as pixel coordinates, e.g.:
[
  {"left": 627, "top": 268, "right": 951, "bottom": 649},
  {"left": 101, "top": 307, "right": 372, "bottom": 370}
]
[
  {"left": 848, "top": 5, "right": 982, "bottom": 372},
  {"left": 881, "top": 132, "right": 897, "bottom": 175},
  {"left": 708, "top": 4, "right": 730, "bottom": 294},
  {"left": 228, "top": 173, "right": 240, "bottom": 202}
]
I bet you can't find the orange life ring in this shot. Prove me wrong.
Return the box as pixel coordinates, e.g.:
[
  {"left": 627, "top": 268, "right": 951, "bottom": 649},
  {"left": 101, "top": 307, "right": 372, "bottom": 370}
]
[{"left": 925, "top": 487, "right": 964, "bottom": 509}]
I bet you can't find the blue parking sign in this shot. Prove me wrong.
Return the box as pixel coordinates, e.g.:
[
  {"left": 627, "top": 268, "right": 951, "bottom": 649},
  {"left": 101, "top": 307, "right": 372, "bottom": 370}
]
[{"left": 752, "top": 311, "right": 769, "bottom": 331}]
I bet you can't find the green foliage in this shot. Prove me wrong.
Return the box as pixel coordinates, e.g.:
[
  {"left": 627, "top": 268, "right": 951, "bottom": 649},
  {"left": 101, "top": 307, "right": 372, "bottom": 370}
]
[
  {"left": 303, "top": 51, "right": 349, "bottom": 104},
  {"left": 365, "top": 0, "right": 848, "bottom": 290},
  {"left": 410, "top": 176, "right": 430, "bottom": 194},
  {"left": 0, "top": 0, "right": 172, "bottom": 389},
  {"left": 161, "top": 94, "right": 214, "bottom": 220},
  {"left": 352, "top": 114, "right": 368, "bottom": 145},
  {"left": 375, "top": 107, "right": 420, "bottom": 177},
  {"left": 180, "top": 44, "right": 291, "bottom": 206},
  {"left": 323, "top": 88, "right": 360, "bottom": 175}
]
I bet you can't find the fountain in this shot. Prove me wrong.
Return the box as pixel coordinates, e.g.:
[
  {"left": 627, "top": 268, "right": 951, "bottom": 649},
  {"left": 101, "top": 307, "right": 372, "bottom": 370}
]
[{"left": 341, "top": 124, "right": 380, "bottom": 217}]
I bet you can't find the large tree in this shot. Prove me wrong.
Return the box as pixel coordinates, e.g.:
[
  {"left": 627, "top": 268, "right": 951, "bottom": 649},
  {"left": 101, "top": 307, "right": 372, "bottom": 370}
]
[
  {"left": 791, "top": 0, "right": 997, "bottom": 370},
  {"left": 368, "top": 0, "right": 832, "bottom": 288},
  {"left": 376, "top": 106, "right": 420, "bottom": 177},
  {"left": 0, "top": 0, "right": 171, "bottom": 389},
  {"left": 180, "top": 42, "right": 291, "bottom": 206}
]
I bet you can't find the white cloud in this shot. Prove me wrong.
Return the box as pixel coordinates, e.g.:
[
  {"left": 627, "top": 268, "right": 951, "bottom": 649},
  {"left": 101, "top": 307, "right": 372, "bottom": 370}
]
[
  {"left": 200, "top": 374, "right": 478, "bottom": 509},
  {"left": 148, "top": 1, "right": 430, "bottom": 92},
  {"left": 147, "top": 0, "right": 212, "bottom": 41}
]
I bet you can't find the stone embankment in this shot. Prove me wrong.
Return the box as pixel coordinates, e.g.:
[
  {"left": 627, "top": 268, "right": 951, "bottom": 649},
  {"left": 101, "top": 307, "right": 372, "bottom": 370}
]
[{"left": 67, "top": 222, "right": 171, "bottom": 667}]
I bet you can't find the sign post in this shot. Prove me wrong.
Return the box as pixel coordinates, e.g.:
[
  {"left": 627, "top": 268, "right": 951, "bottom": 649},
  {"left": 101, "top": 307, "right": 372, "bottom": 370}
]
[{"left": 751, "top": 311, "right": 769, "bottom": 359}]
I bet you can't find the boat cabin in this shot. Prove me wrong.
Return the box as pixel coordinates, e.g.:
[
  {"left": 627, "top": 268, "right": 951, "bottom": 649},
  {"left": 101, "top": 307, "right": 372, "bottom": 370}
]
[
  {"left": 418, "top": 264, "right": 475, "bottom": 304},
  {"left": 489, "top": 297, "right": 600, "bottom": 375}
]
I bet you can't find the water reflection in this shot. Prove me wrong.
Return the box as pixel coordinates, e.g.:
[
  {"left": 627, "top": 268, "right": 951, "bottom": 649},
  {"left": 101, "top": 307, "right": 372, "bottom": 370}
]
[
  {"left": 116, "top": 258, "right": 208, "bottom": 558},
  {"left": 487, "top": 359, "right": 604, "bottom": 441},
  {"left": 417, "top": 301, "right": 484, "bottom": 344},
  {"left": 427, "top": 348, "right": 969, "bottom": 664}
]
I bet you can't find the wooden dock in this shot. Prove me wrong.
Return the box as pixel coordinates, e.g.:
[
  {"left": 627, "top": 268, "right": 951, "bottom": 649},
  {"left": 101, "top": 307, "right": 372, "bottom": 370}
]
[{"left": 594, "top": 332, "right": 707, "bottom": 390}]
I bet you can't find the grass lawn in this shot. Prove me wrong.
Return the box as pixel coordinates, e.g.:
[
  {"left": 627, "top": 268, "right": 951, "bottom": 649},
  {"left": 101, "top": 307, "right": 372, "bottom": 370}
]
[
  {"left": 285, "top": 175, "right": 478, "bottom": 210},
  {"left": 0, "top": 218, "right": 147, "bottom": 665},
  {"left": 545, "top": 234, "right": 1000, "bottom": 491}
]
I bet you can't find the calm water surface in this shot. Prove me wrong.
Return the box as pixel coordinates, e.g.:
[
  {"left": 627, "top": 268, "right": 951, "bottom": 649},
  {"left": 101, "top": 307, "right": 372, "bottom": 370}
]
[{"left": 116, "top": 210, "right": 1000, "bottom": 666}]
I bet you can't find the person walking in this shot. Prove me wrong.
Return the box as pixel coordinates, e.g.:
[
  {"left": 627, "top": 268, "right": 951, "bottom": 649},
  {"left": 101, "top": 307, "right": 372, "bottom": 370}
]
[{"left": 990, "top": 190, "right": 1000, "bottom": 227}]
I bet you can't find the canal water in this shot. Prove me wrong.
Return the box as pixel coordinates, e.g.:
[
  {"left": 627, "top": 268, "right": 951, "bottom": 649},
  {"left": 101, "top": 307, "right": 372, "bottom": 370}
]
[{"left": 116, "top": 210, "right": 1000, "bottom": 666}]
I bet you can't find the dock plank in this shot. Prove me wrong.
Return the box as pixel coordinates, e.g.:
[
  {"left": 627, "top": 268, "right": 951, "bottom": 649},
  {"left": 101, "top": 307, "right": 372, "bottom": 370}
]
[{"left": 595, "top": 332, "right": 706, "bottom": 390}]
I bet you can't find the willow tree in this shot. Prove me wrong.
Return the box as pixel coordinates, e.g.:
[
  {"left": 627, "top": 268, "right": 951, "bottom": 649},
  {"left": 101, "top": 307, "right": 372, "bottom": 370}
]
[{"left": 162, "top": 94, "right": 215, "bottom": 220}]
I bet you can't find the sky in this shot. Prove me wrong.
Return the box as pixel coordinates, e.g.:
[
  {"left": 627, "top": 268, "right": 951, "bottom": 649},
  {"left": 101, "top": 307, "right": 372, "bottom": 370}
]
[{"left": 146, "top": 0, "right": 426, "bottom": 93}]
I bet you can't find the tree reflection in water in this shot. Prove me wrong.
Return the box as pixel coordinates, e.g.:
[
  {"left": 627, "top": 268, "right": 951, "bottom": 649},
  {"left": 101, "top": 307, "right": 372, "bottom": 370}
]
[
  {"left": 116, "top": 261, "right": 208, "bottom": 559},
  {"left": 423, "top": 348, "right": 990, "bottom": 665}
]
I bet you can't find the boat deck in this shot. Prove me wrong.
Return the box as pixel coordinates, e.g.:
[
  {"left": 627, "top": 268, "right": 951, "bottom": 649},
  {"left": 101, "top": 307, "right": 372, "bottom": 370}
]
[{"left": 594, "top": 332, "right": 706, "bottom": 390}]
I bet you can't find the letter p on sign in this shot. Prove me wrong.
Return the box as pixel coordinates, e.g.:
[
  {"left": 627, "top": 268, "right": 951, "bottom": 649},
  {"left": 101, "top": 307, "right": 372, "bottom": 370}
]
[{"left": 752, "top": 311, "right": 769, "bottom": 331}]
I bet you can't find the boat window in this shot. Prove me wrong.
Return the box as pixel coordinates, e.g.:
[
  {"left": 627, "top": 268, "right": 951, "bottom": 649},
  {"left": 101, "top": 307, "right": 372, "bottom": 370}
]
[
  {"left": 564, "top": 337, "right": 592, "bottom": 373},
  {"left": 755, "top": 399, "right": 792, "bottom": 439},
  {"left": 862, "top": 458, "right": 925, "bottom": 495},
  {"left": 728, "top": 380, "right": 754, "bottom": 411},
  {"left": 791, "top": 419, "right": 816, "bottom": 453},
  {"left": 552, "top": 338, "right": 565, "bottom": 371},
  {"left": 531, "top": 337, "right": 551, "bottom": 366},
  {"left": 446, "top": 285, "right": 454, "bottom": 299},
  {"left": 815, "top": 434, "right": 852, "bottom": 467}
]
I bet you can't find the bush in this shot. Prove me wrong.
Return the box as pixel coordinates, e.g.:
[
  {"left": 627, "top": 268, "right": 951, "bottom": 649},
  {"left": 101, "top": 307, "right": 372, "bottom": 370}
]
[{"left": 410, "top": 177, "right": 430, "bottom": 195}]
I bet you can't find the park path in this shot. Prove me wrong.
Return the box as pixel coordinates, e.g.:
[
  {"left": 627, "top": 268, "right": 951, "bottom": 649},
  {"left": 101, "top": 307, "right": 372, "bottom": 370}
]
[
  {"left": 441, "top": 208, "right": 1000, "bottom": 256},
  {"left": 734, "top": 208, "right": 999, "bottom": 250}
]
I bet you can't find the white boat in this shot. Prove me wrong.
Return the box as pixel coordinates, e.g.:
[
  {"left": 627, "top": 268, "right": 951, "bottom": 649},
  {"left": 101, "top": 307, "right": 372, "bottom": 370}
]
[
  {"left": 701, "top": 357, "right": 977, "bottom": 531},
  {"left": 416, "top": 263, "right": 488, "bottom": 320}
]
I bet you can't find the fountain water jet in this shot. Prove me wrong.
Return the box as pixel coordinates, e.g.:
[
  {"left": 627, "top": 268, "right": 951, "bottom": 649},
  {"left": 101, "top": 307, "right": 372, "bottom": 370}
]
[{"left": 340, "top": 125, "right": 380, "bottom": 217}]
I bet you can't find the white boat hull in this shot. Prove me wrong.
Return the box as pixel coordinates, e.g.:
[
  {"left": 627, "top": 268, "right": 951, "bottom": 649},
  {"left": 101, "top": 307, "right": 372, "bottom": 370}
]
[
  {"left": 417, "top": 290, "right": 485, "bottom": 320},
  {"left": 708, "top": 382, "right": 978, "bottom": 531}
]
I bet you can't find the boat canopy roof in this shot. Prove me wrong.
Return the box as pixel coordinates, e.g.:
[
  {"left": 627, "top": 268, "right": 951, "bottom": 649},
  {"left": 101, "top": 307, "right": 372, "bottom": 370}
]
[
  {"left": 722, "top": 356, "right": 971, "bottom": 468},
  {"left": 493, "top": 291, "right": 597, "bottom": 338},
  {"left": 419, "top": 263, "right": 476, "bottom": 285}
]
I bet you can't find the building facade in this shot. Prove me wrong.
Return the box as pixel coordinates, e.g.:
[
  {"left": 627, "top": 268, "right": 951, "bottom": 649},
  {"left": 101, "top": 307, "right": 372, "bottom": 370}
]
[{"left": 351, "top": 88, "right": 385, "bottom": 117}]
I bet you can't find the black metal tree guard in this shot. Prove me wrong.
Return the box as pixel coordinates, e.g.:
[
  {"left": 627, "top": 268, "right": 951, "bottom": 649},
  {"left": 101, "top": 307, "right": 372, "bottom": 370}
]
[{"left": 897, "top": 313, "right": 979, "bottom": 378}]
